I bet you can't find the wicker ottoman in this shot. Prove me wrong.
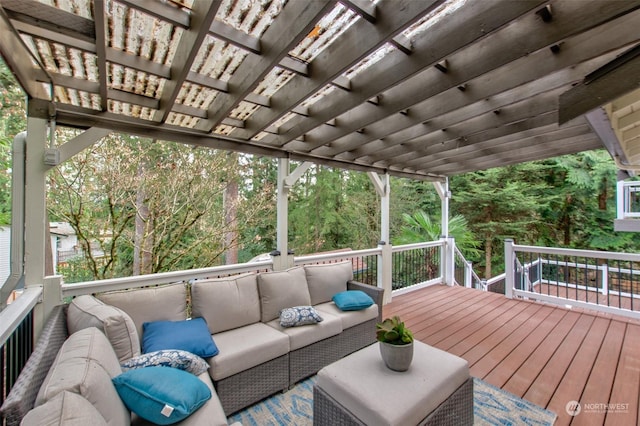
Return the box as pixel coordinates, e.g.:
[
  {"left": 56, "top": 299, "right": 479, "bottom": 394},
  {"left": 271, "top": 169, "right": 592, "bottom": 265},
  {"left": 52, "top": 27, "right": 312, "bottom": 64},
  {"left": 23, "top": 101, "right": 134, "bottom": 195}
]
[{"left": 313, "top": 341, "right": 473, "bottom": 426}]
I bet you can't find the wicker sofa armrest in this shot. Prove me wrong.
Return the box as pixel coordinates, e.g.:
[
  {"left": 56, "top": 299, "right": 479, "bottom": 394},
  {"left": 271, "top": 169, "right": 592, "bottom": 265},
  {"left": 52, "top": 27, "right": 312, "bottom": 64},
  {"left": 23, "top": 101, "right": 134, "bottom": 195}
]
[
  {"left": 347, "top": 280, "right": 384, "bottom": 322},
  {"left": 0, "top": 304, "right": 69, "bottom": 426}
]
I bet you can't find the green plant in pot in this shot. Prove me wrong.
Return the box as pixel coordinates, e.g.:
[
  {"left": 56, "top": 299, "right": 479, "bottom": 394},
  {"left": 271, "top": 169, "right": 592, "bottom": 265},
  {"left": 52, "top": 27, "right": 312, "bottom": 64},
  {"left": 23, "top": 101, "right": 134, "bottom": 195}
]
[{"left": 376, "top": 316, "right": 414, "bottom": 371}]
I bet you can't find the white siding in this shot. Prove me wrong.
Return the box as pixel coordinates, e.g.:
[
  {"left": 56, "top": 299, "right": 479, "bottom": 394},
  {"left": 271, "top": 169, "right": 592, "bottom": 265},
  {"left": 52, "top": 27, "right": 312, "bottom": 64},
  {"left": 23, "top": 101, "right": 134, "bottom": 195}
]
[{"left": 0, "top": 226, "right": 10, "bottom": 284}]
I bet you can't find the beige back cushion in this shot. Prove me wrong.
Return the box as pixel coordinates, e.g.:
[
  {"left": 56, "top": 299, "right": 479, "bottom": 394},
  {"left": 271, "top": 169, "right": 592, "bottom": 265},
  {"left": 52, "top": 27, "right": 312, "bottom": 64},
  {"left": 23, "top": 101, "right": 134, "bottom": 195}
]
[
  {"left": 97, "top": 283, "right": 188, "bottom": 341},
  {"left": 67, "top": 295, "right": 140, "bottom": 362},
  {"left": 191, "top": 273, "right": 260, "bottom": 334},
  {"left": 304, "top": 261, "right": 353, "bottom": 305},
  {"left": 257, "top": 266, "right": 311, "bottom": 322},
  {"left": 22, "top": 391, "right": 108, "bottom": 426},
  {"left": 35, "top": 327, "right": 129, "bottom": 426}
]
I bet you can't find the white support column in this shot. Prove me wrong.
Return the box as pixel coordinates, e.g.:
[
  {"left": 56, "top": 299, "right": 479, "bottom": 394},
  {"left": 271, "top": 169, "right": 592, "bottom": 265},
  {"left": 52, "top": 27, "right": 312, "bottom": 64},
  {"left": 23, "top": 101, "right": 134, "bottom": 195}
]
[
  {"left": 442, "top": 236, "right": 456, "bottom": 286},
  {"left": 274, "top": 159, "right": 312, "bottom": 271},
  {"left": 433, "top": 177, "right": 450, "bottom": 237},
  {"left": 274, "top": 158, "right": 290, "bottom": 271},
  {"left": 504, "top": 239, "right": 515, "bottom": 299},
  {"left": 616, "top": 179, "right": 625, "bottom": 219},
  {"left": 24, "top": 116, "right": 50, "bottom": 334},
  {"left": 368, "top": 172, "right": 392, "bottom": 304}
]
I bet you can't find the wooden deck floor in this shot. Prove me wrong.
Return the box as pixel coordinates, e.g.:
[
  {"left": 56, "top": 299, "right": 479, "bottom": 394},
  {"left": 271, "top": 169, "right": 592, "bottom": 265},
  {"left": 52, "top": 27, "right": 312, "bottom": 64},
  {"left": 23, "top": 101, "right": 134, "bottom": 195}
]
[{"left": 382, "top": 285, "right": 640, "bottom": 426}]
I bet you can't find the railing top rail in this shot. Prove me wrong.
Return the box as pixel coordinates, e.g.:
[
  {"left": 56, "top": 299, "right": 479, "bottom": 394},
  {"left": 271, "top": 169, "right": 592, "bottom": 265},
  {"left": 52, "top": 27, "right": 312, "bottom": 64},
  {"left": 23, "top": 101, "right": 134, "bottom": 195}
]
[
  {"left": 294, "top": 248, "right": 382, "bottom": 265},
  {"left": 391, "top": 240, "right": 443, "bottom": 253},
  {"left": 486, "top": 273, "right": 505, "bottom": 286},
  {"left": 0, "top": 286, "right": 42, "bottom": 346},
  {"left": 513, "top": 244, "right": 640, "bottom": 262},
  {"left": 61, "top": 259, "right": 274, "bottom": 298}
]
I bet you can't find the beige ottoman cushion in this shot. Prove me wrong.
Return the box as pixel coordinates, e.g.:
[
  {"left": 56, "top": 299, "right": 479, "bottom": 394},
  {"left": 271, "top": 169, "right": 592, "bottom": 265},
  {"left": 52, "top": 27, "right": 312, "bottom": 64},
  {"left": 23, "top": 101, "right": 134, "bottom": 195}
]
[
  {"left": 208, "top": 322, "right": 289, "bottom": 381},
  {"left": 317, "top": 342, "right": 470, "bottom": 426},
  {"left": 22, "top": 391, "right": 108, "bottom": 426},
  {"left": 304, "top": 261, "right": 353, "bottom": 305}
]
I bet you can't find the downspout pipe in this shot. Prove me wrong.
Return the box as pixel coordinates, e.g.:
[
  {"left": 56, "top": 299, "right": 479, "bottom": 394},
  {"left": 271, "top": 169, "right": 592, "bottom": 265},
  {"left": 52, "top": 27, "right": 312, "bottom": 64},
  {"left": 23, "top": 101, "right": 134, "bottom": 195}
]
[{"left": 0, "top": 131, "right": 26, "bottom": 310}]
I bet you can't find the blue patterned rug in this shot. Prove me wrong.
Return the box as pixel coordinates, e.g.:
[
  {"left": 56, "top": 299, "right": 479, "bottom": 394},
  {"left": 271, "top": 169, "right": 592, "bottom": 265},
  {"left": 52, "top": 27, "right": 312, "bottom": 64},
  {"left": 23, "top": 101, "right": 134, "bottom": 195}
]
[{"left": 228, "top": 376, "right": 557, "bottom": 425}]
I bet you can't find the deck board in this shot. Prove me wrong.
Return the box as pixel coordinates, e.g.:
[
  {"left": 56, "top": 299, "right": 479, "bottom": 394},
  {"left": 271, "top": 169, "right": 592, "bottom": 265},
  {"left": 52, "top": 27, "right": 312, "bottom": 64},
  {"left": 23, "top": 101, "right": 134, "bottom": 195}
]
[
  {"left": 382, "top": 285, "right": 640, "bottom": 426},
  {"left": 604, "top": 323, "right": 640, "bottom": 426}
]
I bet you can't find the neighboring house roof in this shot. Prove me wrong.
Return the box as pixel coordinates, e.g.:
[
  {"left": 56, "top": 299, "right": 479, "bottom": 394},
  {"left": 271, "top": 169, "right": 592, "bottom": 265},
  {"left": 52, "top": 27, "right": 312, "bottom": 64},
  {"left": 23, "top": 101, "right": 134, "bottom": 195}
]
[{"left": 49, "top": 222, "right": 75, "bottom": 237}]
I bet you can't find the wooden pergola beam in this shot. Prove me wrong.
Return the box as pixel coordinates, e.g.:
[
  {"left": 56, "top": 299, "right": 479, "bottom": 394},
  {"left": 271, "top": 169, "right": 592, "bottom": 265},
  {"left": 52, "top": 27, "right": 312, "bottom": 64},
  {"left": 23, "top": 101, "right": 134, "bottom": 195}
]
[
  {"left": 227, "top": 0, "right": 443, "bottom": 141},
  {"left": 300, "top": 2, "right": 640, "bottom": 156},
  {"left": 195, "top": 1, "right": 338, "bottom": 132},
  {"left": 265, "top": 0, "right": 550, "bottom": 149},
  {"left": 153, "top": 0, "right": 221, "bottom": 123},
  {"left": 559, "top": 45, "right": 640, "bottom": 124}
]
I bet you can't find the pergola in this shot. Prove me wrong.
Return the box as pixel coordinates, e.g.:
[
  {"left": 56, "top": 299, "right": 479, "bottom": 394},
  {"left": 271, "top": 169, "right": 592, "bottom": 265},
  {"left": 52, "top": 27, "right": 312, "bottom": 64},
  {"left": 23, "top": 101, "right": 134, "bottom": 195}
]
[{"left": 1, "top": 0, "right": 640, "bottom": 312}]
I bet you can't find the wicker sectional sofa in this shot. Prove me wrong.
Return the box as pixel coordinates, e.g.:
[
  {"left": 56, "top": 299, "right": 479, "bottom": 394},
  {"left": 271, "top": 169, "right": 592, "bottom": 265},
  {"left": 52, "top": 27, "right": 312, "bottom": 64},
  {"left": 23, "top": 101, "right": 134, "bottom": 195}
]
[{"left": 1, "top": 261, "right": 383, "bottom": 425}]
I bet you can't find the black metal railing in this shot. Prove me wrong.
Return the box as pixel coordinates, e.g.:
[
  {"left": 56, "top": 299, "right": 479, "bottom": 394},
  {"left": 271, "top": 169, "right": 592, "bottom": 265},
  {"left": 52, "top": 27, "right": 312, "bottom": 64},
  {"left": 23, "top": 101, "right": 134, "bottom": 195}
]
[
  {"left": 391, "top": 245, "right": 440, "bottom": 290},
  {"left": 509, "top": 244, "right": 640, "bottom": 315},
  {"left": 1, "top": 310, "right": 33, "bottom": 421}
]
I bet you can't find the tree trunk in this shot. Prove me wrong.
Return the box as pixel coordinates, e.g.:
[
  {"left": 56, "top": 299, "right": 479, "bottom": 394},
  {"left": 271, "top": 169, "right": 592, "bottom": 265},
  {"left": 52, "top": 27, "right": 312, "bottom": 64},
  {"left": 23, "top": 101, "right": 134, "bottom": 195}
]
[
  {"left": 484, "top": 236, "right": 492, "bottom": 279},
  {"left": 133, "top": 165, "right": 152, "bottom": 275},
  {"left": 224, "top": 179, "right": 239, "bottom": 265},
  {"left": 223, "top": 153, "right": 239, "bottom": 265},
  {"left": 598, "top": 177, "right": 607, "bottom": 210},
  {"left": 562, "top": 194, "right": 572, "bottom": 246}
]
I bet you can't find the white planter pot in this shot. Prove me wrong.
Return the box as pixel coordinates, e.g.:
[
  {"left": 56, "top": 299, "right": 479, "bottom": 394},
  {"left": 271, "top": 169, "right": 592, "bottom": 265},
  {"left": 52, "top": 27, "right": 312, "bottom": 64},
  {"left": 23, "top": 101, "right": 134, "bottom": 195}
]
[{"left": 379, "top": 341, "right": 414, "bottom": 372}]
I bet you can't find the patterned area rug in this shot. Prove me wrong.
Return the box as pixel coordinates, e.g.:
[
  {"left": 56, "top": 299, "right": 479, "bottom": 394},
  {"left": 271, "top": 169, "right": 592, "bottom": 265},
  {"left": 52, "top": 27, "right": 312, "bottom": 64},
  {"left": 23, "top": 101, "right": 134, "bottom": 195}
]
[{"left": 228, "top": 376, "right": 557, "bottom": 425}]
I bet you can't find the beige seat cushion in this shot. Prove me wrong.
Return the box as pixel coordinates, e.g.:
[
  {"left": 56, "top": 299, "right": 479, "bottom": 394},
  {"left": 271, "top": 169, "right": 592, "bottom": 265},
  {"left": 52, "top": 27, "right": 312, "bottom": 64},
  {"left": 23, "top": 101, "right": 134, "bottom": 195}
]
[
  {"left": 304, "top": 261, "right": 353, "bottom": 305},
  {"left": 97, "top": 283, "right": 188, "bottom": 341},
  {"left": 257, "top": 267, "right": 311, "bottom": 322},
  {"left": 315, "top": 301, "right": 379, "bottom": 329},
  {"left": 67, "top": 294, "right": 140, "bottom": 362},
  {"left": 317, "top": 342, "right": 470, "bottom": 426},
  {"left": 22, "top": 391, "right": 108, "bottom": 426},
  {"left": 266, "top": 310, "right": 342, "bottom": 350},
  {"left": 131, "top": 373, "right": 227, "bottom": 426},
  {"left": 207, "top": 322, "right": 289, "bottom": 381},
  {"left": 191, "top": 273, "right": 260, "bottom": 333},
  {"left": 35, "top": 327, "right": 130, "bottom": 426}
]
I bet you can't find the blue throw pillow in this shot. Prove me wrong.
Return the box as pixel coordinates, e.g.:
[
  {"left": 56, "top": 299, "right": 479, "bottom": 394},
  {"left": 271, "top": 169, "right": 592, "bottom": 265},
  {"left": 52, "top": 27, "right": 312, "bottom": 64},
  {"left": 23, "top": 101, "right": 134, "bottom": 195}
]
[
  {"left": 332, "top": 290, "right": 374, "bottom": 311},
  {"left": 142, "top": 318, "right": 218, "bottom": 358},
  {"left": 113, "top": 366, "right": 211, "bottom": 425},
  {"left": 120, "top": 349, "right": 209, "bottom": 376},
  {"left": 279, "top": 306, "right": 324, "bottom": 327}
]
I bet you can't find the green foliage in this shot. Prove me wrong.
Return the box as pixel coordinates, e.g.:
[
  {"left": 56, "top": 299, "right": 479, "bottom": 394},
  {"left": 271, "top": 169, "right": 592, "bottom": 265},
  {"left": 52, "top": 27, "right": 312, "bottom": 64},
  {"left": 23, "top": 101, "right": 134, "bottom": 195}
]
[
  {"left": 394, "top": 210, "right": 481, "bottom": 260},
  {"left": 451, "top": 163, "right": 556, "bottom": 277},
  {"left": 288, "top": 164, "right": 378, "bottom": 254},
  {"left": 376, "top": 316, "right": 414, "bottom": 345}
]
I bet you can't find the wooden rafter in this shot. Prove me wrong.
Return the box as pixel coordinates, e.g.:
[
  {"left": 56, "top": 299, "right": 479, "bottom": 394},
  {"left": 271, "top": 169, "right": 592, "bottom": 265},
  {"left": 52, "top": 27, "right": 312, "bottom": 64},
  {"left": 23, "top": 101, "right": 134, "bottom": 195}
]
[{"left": 1, "top": 0, "right": 639, "bottom": 178}]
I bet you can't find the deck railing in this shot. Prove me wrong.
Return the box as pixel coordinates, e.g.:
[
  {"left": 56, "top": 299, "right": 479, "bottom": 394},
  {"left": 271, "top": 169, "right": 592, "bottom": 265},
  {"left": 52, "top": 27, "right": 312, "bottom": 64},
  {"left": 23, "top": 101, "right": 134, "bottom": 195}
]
[
  {"left": 293, "top": 248, "right": 381, "bottom": 286},
  {"left": 0, "top": 287, "right": 41, "bottom": 415},
  {"left": 391, "top": 241, "right": 443, "bottom": 292},
  {"left": 0, "top": 240, "right": 450, "bottom": 410},
  {"left": 454, "top": 246, "right": 483, "bottom": 289},
  {"left": 505, "top": 240, "right": 640, "bottom": 320}
]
